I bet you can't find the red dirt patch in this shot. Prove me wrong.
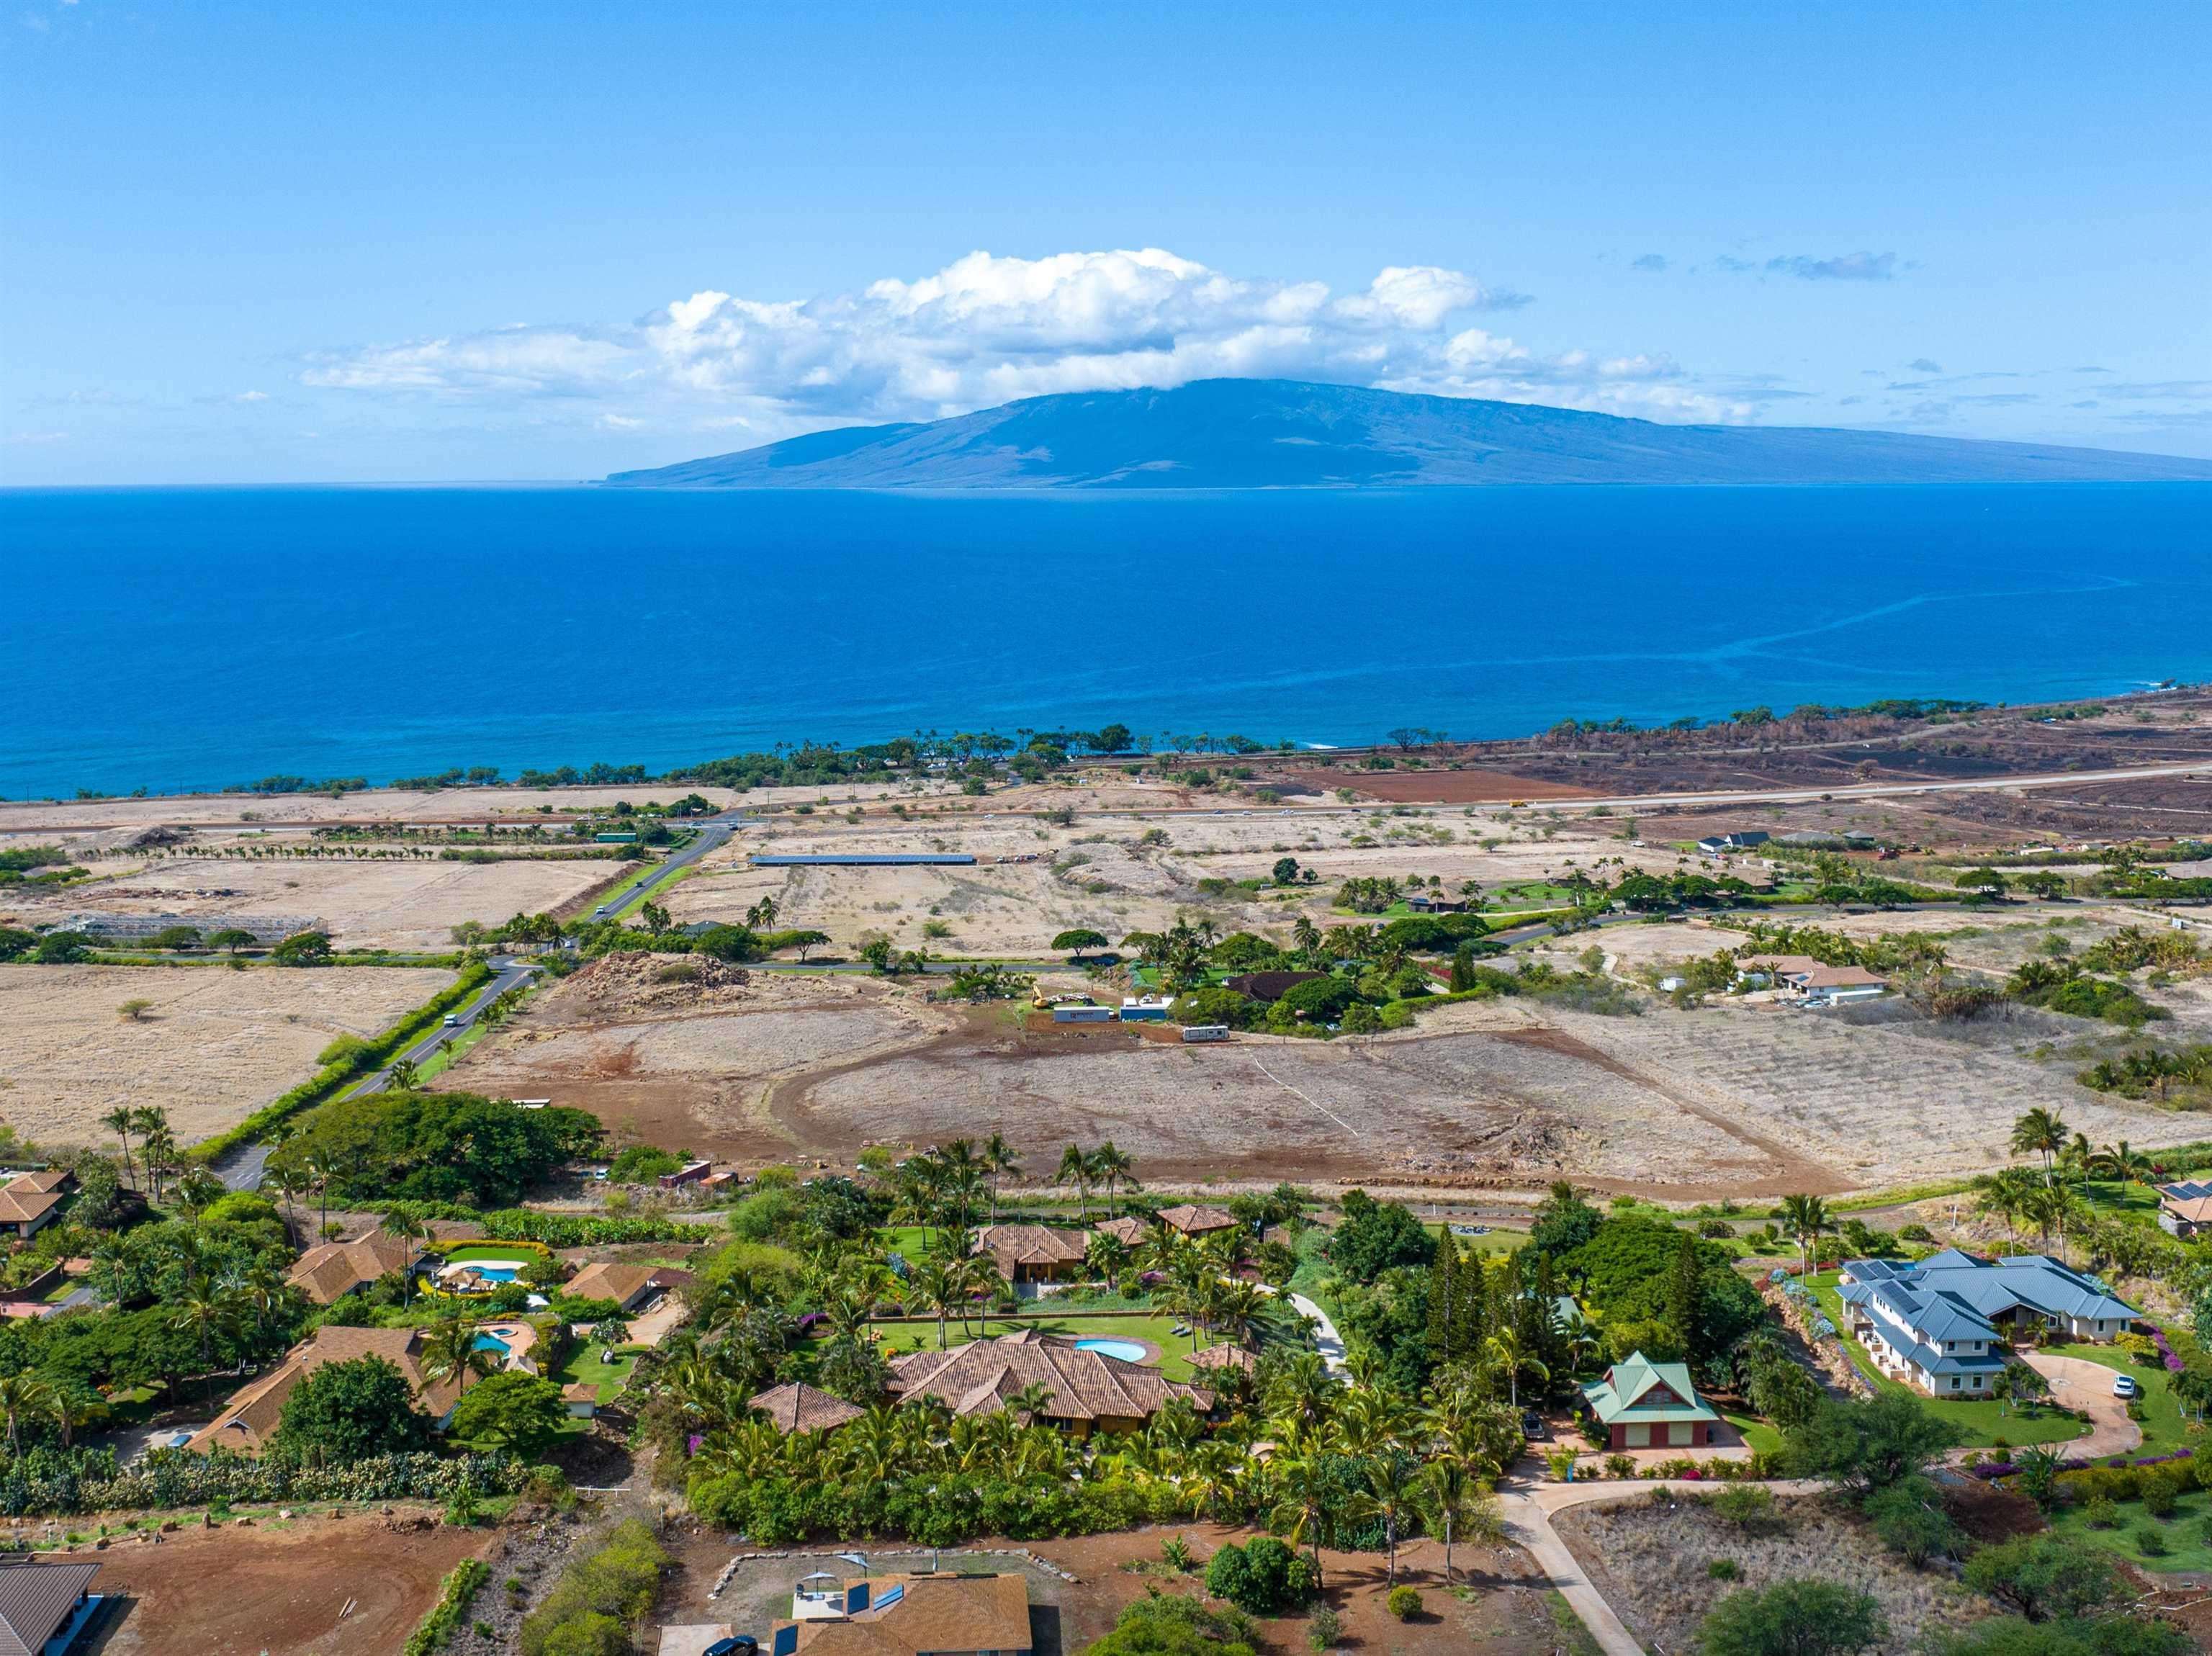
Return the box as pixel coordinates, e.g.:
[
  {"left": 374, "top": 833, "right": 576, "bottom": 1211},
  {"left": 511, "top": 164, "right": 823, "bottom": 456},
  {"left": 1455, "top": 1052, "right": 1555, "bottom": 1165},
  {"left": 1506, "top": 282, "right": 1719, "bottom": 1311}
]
[{"left": 83, "top": 1508, "right": 488, "bottom": 1655}]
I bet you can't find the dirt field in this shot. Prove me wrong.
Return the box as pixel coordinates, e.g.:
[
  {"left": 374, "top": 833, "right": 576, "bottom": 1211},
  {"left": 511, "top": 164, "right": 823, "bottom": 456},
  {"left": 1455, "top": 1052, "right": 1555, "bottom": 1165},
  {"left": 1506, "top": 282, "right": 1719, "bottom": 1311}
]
[
  {"left": 0, "top": 855, "right": 613, "bottom": 951},
  {"left": 1553, "top": 1492, "right": 1985, "bottom": 1656},
  {"left": 451, "top": 915, "right": 2212, "bottom": 1199},
  {"left": 78, "top": 1508, "right": 487, "bottom": 1656},
  {"left": 0, "top": 963, "right": 453, "bottom": 1148},
  {"left": 656, "top": 1523, "right": 1563, "bottom": 1656}
]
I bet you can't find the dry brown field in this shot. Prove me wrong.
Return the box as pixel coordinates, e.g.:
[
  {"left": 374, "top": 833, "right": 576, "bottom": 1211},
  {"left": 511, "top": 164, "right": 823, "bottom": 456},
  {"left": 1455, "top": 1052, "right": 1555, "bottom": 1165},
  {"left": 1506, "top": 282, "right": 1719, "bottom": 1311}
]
[
  {"left": 0, "top": 853, "right": 613, "bottom": 951},
  {"left": 0, "top": 963, "right": 453, "bottom": 1148},
  {"left": 445, "top": 927, "right": 2210, "bottom": 1198}
]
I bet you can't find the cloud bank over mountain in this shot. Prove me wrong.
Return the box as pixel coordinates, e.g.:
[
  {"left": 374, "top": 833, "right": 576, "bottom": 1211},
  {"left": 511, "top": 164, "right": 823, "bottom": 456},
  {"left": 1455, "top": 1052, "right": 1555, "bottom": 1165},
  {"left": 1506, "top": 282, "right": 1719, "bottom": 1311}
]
[{"left": 305, "top": 246, "right": 1741, "bottom": 438}]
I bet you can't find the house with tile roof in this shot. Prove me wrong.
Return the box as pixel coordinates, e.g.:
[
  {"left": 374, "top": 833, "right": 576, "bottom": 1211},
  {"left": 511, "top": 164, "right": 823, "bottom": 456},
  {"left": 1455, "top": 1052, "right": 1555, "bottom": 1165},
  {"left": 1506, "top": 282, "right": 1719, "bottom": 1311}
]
[
  {"left": 889, "top": 1330, "right": 1209, "bottom": 1438},
  {"left": 970, "top": 1224, "right": 1089, "bottom": 1284},
  {"left": 1736, "top": 954, "right": 1888, "bottom": 1006},
  {"left": 185, "top": 1324, "right": 464, "bottom": 1457},
  {"left": 284, "top": 1228, "right": 415, "bottom": 1305},
  {"left": 565, "top": 1261, "right": 693, "bottom": 1312},
  {"left": 1837, "top": 1251, "right": 2140, "bottom": 1395},
  {"left": 0, "top": 1170, "right": 72, "bottom": 1241},
  {"left": 750, "top": 1382, "right": 866, "bottom": 1436},
  {"left": 765, "top": 1570, "right": 1031, "bottom": 1656},
  {"left": 1092, "top": 1216, "right": 1150, "bottom": 1248},
  {"left": 1581, "top": 1351, "right": 1719, "bottom": 1449},
  {"left": 1154, "top": 1204, "right": 1238, "bottom": 1239}
]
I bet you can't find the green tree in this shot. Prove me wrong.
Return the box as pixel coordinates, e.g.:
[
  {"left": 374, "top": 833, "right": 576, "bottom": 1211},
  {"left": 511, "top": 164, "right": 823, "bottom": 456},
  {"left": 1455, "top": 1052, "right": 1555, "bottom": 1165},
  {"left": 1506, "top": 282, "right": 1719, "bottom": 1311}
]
[
  {"left": 1272, "top": 858, "right": 1301, "bottom": 886},
  {"left": 1785, "top": 1392, "right": 1959, "bottom": 1495},
  {"left": 1053, "top": 928, "right": 1110, "bottom": 960},
  {"left": 1963, "top": 1536, "right": 2119, "bottom": 1624},
  {"left": 1779, "top": 1194, "right": 1830, "bottom": 1277},
  {"left": 447, "top": 1372, "right": 569, "bottom": 1457},
  {"left": 421, "top": 1313, "right": 500, "bottom": 1396},
  {"left": 270, "top": 930, "right": 333, "bottom": 966},
  {"left": 1666, "top": 1227, "right": 1706, "bottom": 1359},
  {"left": 1956, "top": 868, "right": 2010, "bottom": 899},
  {"left": 2010, "top": 1107, "right": 2069, "bottom": 1187},
  {"left": 0, "top": 1374, "right": 54, "bottom": 1459},
  {"left": 207, "top": 928, "right": 257, "bottom": 955},
  {"left": 1699, "top": 1579, "right": 1886, "bottom": 1656},
  {"left": 273, "top": 1355, "right": 433, "bottom": 1461}
]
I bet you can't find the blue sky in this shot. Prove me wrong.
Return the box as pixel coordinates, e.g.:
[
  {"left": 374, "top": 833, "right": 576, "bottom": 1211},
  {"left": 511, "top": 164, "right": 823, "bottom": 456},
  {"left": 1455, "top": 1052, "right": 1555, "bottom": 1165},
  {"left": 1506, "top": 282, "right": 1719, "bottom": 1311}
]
[{"left": 5, "top": 1, "right": 2208, "bottom": 482}]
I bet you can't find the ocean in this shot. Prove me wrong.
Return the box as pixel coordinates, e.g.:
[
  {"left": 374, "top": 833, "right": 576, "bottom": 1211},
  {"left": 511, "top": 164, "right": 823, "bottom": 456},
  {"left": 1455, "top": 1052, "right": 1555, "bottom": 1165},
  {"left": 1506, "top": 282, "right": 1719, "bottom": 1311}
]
[{"left": 3, "top": 483, "right": 2208, "bottom": 799}]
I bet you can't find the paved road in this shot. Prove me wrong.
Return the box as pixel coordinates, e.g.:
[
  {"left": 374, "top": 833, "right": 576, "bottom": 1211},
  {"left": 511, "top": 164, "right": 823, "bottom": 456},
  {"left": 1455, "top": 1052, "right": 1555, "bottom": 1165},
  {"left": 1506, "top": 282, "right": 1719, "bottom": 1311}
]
[
  {"left": 348, "top": 953, "right": 537, "bottom": 1099},
  {"left": 1287, "top": 1292, "right": 1346, "bottom": 1372},
  {"left": 590, "top": 814, "right": 750, "bottom": 922}
]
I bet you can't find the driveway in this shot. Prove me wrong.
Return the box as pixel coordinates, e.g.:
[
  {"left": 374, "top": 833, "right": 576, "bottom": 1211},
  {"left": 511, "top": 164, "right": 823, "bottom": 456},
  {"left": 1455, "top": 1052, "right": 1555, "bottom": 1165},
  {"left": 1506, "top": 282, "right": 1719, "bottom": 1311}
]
[{"left": 2023, "top": 1351, "right": 2144, "bottom": 1460}]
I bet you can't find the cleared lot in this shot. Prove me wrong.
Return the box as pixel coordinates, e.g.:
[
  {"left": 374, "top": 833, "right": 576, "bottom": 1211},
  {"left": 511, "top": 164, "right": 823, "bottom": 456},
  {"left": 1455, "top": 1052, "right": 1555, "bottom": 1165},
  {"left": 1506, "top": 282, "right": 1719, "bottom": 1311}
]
[
  {"left": 0, "top": 963, "right": 452, "bottom": 1147},
  {"left": 1, "top": 854, "right": 614, "bottom": 951}
]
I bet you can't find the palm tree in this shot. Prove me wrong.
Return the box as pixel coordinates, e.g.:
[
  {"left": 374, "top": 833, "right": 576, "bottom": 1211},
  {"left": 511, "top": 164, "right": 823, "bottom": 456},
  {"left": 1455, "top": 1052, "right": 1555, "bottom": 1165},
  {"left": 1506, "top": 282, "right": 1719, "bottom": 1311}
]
[
  {"left": 908, "top": 1259, "right": 960, "bottom": 1349},
  {"left": 2011, "top": 1107, "right": 2068, "bottom": 1187},
  {"left": 1346, "top": 1450, "right": 1423, "bottom": 1586},
  {"left": 982, "top": 1133, "right": 1020, "bottom": 1224},
  {"left": 1416, "top": 1454, "right": 1503, "bottom": 1585},
  {"left": 1056, "top": 1143, "right": 1094, "bottom": 1222},
  {"left": 1778, "top": 1194, "right": 1830, "bottom": 1279},
  {"left": 387, "top": 1056, "right": 421, "bottom": 1091},
  {"left": 269, "top": 1164, "right": 309, "bottom": 1244},
  {"left": 171, "top": 1274, "right": 243, "bottom": 1401},
  {"left": 1265, "top": 1351, "right": 1340, "bottom": 1441},
  {"left": 238, "top": 1260, "right": 290, "bottom": 1337},
  {"left": 1005, "top": 1382, "right": 1055, "bottom": 1428},
  {"left": 100, "top": 1107, "right": 137, "bottom": 1189},
  {"left": 421, "top": 1313, "right": 497, "bottom": 1395},
  {"left": 1089, "top": 1142, "right": 1137, "bottom": 1215},
  {"left": 1264, "top": 1427, "right": 1336, "bottom": 1588},
  {"left": 382, "top": 1210, "right": 430, "bottom": 1303},
  {"left": 0, "top": 1374, "right": 53, "bottom": 1459},
  {"left": 2092, "top": 1140, "right": 2154, "bottom": 1184},
  {"left": 305, "top": 1149, "right": 339, "bottom": 1239},
  {"left": 1485, "top": 1327, "right": 1549, "bottom": 1410}
]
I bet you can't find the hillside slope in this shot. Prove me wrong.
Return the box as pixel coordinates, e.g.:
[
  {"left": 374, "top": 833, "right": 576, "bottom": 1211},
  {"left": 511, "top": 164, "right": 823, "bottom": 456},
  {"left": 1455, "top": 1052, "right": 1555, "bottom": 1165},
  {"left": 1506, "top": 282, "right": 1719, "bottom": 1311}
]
[{"left": 606, "top": 379, "right": 2212, "bottom": 488}]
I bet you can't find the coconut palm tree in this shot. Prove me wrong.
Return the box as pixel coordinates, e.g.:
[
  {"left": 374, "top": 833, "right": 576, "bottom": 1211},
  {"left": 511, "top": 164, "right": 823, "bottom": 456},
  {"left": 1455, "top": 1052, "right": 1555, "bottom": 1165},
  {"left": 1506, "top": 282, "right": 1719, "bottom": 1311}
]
[
  {"left": 2092, "top": 1140, "right": 2155, "bottom": 1183},
  {"left": 909, "top": 1260, "right": 961, "bottom": 1350},
  {"left": 238, "top": 1260, "right": 291, "bottom": 1337},
  {"left": 382, "top": 1210, "right": 430, "bottom": 1304},
  {"left": 1055, "top": 1143, "right": 1094, "bottom": 1221},
  {"left": 171, "top": 1274, "right": 243, "bottom": 1401},
  {"left": 1090, "top": 1143, "right": 1138, "bottom": 1215},
  {"left": 1485, "top": 1327, "right": 1549, "bottom": 1410},
  {"left": 1416, "top": 1453, "right": 1503, "bottom": 1585},
  {"left": 1264, "top": 1426, "right": 1336, "bottom": 1588},
  {"left": 1005, "top": 1382, "right": 1055, "bottom": 1428},
  {"left": 0, "top": 1374, "right": 54, "bottom": 1459},
  {"left": 100, "top": 1107, "right": 137, "bottom": 1190},
  {"left": 1346, "top": 1450, "right": 1423, "bottom": 1585},
  {"left": 1265, "top": 1351, "right": 1340, "bottom": 1441},
  {"left": 387, "top": 1057, "right": 421, "bottom": 1092},
  {"left": 1778, "top": 1193, "right": 1830, "bottom": 1279},
  {"left": 982, "top": 1133, "right": 1020, "bottom": 1224},
  {"left": 2010, "top": 1107, "right": 2069, "bottom": 1187},
  {"left": 421, "top": 1313, "right": 498, "bottom": 1395}
]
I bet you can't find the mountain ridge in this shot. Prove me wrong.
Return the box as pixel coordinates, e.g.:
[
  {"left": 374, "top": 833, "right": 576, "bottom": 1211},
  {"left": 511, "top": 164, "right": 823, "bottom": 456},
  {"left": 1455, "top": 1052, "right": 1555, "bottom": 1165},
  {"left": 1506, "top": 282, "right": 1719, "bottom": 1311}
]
[{"left": 606, "top": 378, "right": 2212, "bottom": 489}]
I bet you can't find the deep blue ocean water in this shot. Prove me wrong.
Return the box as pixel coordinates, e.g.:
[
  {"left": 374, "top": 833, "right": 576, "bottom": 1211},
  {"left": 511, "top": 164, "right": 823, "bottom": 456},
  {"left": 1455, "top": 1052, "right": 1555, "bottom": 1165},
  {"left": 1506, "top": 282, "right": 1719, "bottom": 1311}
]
[{"left": 2, "top": 483, "right": 2208, "bottom": 798}]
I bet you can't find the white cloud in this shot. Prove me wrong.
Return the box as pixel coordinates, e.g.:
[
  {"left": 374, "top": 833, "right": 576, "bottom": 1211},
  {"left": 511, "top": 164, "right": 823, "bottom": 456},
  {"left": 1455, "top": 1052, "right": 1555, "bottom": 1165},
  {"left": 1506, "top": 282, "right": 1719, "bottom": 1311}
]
[{"left": 304, "top": 247, "right": 1750, "bottom": 433}]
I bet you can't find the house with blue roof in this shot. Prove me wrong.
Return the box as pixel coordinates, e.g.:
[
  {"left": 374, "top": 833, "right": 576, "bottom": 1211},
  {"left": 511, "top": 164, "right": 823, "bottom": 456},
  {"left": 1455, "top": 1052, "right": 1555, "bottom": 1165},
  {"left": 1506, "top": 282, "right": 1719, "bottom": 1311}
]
[{"left": 1836, "top": 1250, "right": 2140, "bottom": 1396}]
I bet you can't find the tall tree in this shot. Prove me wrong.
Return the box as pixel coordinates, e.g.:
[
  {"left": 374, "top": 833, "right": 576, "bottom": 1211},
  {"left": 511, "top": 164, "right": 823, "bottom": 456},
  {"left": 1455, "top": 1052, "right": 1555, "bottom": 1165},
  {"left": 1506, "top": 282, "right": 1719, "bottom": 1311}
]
[{"left": 2010, "top": 1107, "right": 2068, "bottom": 1187}]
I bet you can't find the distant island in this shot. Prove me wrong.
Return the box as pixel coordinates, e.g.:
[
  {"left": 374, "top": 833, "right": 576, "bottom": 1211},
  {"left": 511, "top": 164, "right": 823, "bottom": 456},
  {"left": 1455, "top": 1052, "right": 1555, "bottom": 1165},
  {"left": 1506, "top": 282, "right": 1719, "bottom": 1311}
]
[{"left": 606, "top": 378, "right": 2212, "bottom": 490}]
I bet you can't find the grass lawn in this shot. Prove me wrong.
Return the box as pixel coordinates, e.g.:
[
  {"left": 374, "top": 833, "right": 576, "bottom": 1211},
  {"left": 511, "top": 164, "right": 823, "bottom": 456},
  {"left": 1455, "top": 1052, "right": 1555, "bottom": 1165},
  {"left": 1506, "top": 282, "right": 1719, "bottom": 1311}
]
[
  {"left": 556, "top": 1341, "right": 640, "bottom": 1403},
  {"left": 876, "top": 1225, "right": 939, "bottom": 1259},
  {"left": 2041, "top": 1340, "right": 2192, "bottom": 1454},
  {"left": 443, "top": 1243, "right": 547, "bottom": 1264},
  {"left": 2049, "top": 1484, "right": 2212, "bottom": 1575},
  {"left": 1722, "top": 1412, "right": 1785, "bottom": 1454},
  {"left": 1804, "top": 1272, "right": 2090, "bottom": 1449},
  {"left": 2074, "top": 1179, "right": 2164, "bottom": 1226},
  {"left": 873, "top": 1311, "right": 1215, "bottom": 1382}
]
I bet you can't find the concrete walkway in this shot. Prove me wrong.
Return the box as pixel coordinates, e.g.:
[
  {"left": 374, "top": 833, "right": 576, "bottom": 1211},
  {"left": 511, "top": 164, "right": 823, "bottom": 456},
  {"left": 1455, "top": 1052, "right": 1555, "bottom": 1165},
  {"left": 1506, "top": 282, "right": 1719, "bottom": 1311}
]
[{"left": 1287, "top": 1292, "right": 1346, "bottom": 1372}]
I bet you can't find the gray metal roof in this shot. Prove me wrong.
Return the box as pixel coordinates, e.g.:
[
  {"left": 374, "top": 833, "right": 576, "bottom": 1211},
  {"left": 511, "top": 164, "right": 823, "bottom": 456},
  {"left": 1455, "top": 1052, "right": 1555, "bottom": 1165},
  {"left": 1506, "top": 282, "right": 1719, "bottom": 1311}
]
[{"left": 0, "top": 1559, "right": 100, "bottom": 1656}]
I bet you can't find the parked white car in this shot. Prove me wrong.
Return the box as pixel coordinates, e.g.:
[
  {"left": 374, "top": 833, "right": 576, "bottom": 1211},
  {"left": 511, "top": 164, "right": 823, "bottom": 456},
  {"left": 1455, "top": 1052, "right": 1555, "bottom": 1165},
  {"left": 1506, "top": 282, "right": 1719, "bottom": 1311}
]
[{"left": 2113, "top": 1375, "right": 2141, "bottom": 1400}]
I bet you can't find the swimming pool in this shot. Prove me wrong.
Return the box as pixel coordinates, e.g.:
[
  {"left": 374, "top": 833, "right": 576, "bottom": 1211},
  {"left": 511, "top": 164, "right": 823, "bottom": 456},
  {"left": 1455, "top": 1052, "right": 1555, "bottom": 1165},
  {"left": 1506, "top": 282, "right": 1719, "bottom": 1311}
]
[
  {"left": 473, "top": 1333, "right": 511, "bottom": 1354},
  {"left": 471, "top": 1266, "right": 521, "bottom": 1282},
  {"left": 1074, "top": 1337, "right": 1150, "bottom": 1364}
]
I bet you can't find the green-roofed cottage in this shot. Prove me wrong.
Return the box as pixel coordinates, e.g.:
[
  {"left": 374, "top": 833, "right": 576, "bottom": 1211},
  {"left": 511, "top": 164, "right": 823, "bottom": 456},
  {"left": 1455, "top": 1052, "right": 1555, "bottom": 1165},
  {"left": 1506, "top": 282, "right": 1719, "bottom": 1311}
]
[{"left": 1581, "top": 1350, "right": 1720, "bottom": 1450}]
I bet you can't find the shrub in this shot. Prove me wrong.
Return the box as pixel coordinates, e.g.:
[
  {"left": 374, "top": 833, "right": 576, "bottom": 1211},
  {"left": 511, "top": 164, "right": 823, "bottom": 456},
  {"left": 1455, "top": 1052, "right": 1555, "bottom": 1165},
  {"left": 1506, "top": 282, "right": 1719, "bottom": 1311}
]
[
  {"left": 2085, "top": 1496, "right": 2120, "bottom": 1529},
  {"left": 518, "top": 1519, "right": 670, "bottom": 1656},
  {"left": 1088, "top": 1594, "right": 1257, "bottom": 1656},
  {"left": 1964, "top": 1535, "right": 2118, "bottom": 1622},
  {"left": 606, "top": 1146, "right": 684, "bottom": 1184},
  {"left": 1709, "top": 1558, "right": 1741, "bottom": 1580},
  {"left": 2141, "top": 1472, "right": 2181, "bottom": 1518},
  {"left": 1699, "top": 1579, "right": 1887, "bottom": 1656},
  {"left": 1204, "top": 1536, "right": 1314, "bottom": 1616},
  {"left": 1709, "top": 1482, "right": 1776, "bottom": 1531},
  {"left": 1867, "top": 1477, "right": 1961, "bottom": 1566},
  {"left": 1606, "top": 1453, "right": 1637, "bottom": 1480},
  {"left": 2137, "top": 1525, "right": 2168, "bottom": 1557},
  {"left": 1305, "top": 1605, "right": 1341, "bottom": 1652},
  {"left": 1385, "top": 1585, "right": 1421, "bottom": 1621},
  {"left": 403, "top": 1558, "right": 488, "bottom": 1656}
]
